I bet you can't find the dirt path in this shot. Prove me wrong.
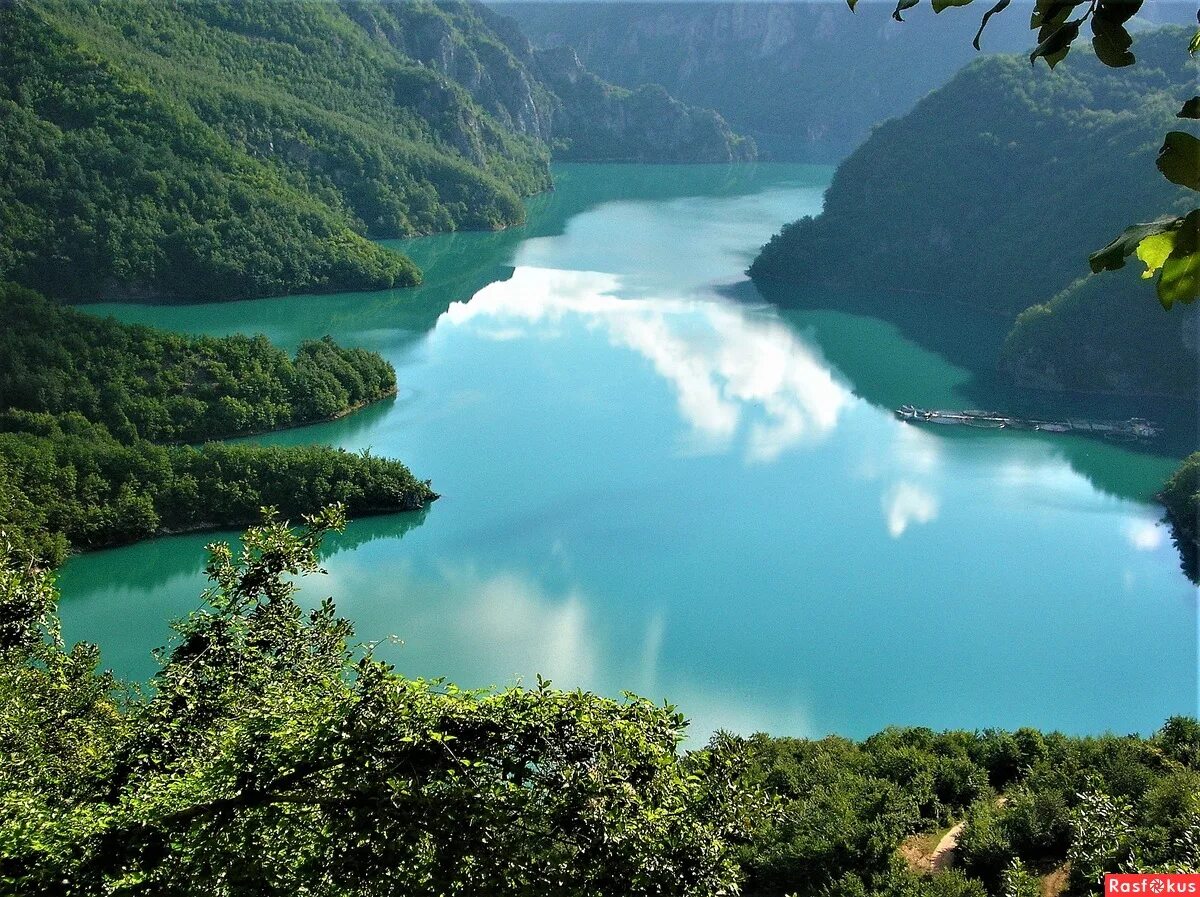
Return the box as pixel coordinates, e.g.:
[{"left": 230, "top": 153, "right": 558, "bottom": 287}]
[{"left": 929, "top": 821, "right": 966, "bottom": 872}]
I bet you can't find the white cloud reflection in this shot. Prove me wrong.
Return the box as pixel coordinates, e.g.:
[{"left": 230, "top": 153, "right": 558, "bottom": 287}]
[
  {"left": 882, "top": 481, "right": 940, "bottom": 538},
  {"left": 1124, "top": 519, "right": 1166, "bottom": 552},
  {"left": 443, "top": 266, "right": 852, "bottom": 462}
]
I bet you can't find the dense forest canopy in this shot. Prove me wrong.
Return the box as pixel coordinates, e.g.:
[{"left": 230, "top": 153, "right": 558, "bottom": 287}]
[
  {"left": 1001, "top": 267, "right": 1199, "bottom": 397},
  {"left": 0, "top": 283, "right": 397, "bottom": 443},
  {"left": 0, "top": 1, "right": 420, "bottom": 301},
  {"left": 0, "top": 0, "right": 749, "bottom": 302},
  {"left": 0, "top": 283, "right": 435, "bottom": 566}
]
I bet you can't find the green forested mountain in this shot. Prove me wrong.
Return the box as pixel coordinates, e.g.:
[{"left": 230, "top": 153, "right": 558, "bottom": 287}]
[
  {"left": 1, "top": 0, "right": 421, "bottom": 301},
  {"left": 0, "top": 283, "right": 435, "bottom": 565},
  {"left": 749, "top": 29, "right": 1199, "bottom": 395},
  {"left": 0, "top": 0, "right": 750, "bottom": 303},
  {"left": 750, "top": 29, "right": 1195, "bottom": 315}
]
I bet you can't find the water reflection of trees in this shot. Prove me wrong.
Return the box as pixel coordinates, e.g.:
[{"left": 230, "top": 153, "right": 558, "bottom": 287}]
[
  {"left": 758, "top": 282, "right": 1190, "bottom": 503},
  {"left": 322, "top": 506, "right": 431, "bottom": 561}
]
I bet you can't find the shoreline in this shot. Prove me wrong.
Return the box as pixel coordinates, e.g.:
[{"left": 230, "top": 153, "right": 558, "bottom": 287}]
[{"left": 171, "top": 386, "right": 400, "bottom": 447}]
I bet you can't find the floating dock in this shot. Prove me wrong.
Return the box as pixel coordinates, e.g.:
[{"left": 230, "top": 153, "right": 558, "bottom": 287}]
[{"left": 895, "top": 405, "right": 1161, "bottom": 442}]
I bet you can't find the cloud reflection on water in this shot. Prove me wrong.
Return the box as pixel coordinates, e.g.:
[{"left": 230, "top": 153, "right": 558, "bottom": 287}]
[
  {"left": 444, "top": 266, "right": 853, "bottom": 462},
  {"left": 882, "top": 481, "right": 941, "bottom": 538}
]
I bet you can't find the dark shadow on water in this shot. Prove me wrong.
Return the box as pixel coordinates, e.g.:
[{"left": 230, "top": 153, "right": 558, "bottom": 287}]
[
  {"left": 748, "top": 278, "right": 1196, "bottom": 502},
  {"left": 755, "top": 279, "right": 1014, "bottom": 371},
  {"left": 322, "top": 505, "right": 432, "bottom": 562},
  {"left": 58, "top": 507, "right": 431, "bottom": 607}
]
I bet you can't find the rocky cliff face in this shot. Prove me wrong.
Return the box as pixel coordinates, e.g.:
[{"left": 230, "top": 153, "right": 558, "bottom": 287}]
[
  {"left": 342, "top": 0, "right": 557, "bottom": 144},
  {"left": 343, "top": 0, "right": 754, "bottom": 164},
  {"left": 533, "top": 46, "right": 755, "bottom": 163}
]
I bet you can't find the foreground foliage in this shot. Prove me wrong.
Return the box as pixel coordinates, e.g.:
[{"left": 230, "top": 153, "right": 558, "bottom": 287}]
[
  {"left": 739, "top": 722, "right": 1200, "bottom": 896},
  {"left": 0, "top": 508, "right": 759, "bottom": 896},
  {"left": 0, "top": 511, "right": 1196, "bottom": 895}
]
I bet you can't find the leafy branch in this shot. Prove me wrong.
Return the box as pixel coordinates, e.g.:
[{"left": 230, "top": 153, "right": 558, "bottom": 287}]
[{"left": 847, "top": 0, "right": 1200, "bottom": 307}]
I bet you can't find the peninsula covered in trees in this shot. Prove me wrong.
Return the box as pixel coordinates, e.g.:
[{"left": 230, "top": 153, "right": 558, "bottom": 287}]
[{"left": 0, "top": 283, "right": 435, "bottom": 566}]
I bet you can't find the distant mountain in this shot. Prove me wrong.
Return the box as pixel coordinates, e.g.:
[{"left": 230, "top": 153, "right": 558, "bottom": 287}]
[
  {"left": 0, "top": 0, "right": 750, "bottom": 303},
  {"left": 499, "top": 1, "right": 1198, "bottom": 162},
  {"left": 748, "top": 28, "right": 1199, "bottom": 397},
  {"left": 496, "top": 0, "right": 1019, "bottom": 161}
]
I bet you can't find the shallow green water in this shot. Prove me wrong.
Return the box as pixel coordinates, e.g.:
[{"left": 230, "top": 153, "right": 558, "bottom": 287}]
[{"left": 63, "top": 164, "right": 1197, "bottom": 739}]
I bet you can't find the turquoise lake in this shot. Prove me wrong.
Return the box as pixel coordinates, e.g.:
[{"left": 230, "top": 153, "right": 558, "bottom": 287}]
[{"left": 60, "top": 164, "right": 1198, "bottom": 740}]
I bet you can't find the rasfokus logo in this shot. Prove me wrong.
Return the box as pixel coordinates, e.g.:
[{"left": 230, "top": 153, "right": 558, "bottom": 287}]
[{"left": 1106, "top": 875, "right": 1200, "bottom": 894}]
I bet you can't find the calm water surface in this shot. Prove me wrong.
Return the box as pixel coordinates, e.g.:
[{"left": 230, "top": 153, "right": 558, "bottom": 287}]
[{"left": 63, "top": 164, "right": 1198, "bottom": 739}]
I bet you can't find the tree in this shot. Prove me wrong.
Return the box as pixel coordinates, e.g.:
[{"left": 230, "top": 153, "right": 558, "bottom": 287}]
[
  {"left": 847, "top": 0, "right": 1200, "bottom": 308},
  {"left": 0, "top": 506, "right": 760, "bottom": 896}
]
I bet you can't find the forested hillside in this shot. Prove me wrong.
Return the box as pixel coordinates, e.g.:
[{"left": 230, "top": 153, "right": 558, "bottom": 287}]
[
  {"left": 1, "top": 0, "right": 749, "bottom": 303},
  {"left": 0, "top": 283, "right": 435, "bottom": 565},
  {"left": 1001, "top": 268, "right": 1199, "bottom": 398},
  {"left": 1160, "top": 453, "right": 1200, "bottom": 582},
  {"left": 0, "top": 284, "right": 398, "bottom": 443},
  {"left": 750, "top": 29, "right": 1199, "bottom": 394}
]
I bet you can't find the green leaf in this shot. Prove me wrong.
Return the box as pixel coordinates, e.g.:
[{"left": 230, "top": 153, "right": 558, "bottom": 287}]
[
  {"left": 892, "top": 0, "right": 920, "bottom": 22},
  {"left": 1157, "top": 131, "right": 1200, "bottom": 190},
  {"left": 1030, "top": 18, "right": 1081, "bottom": 68},
  {"left": 1178, "top": 97, "right": 1200, "bottom": 120},
  {"left": 1135, "top": 232, "right": 1176, "bottom": 278},
  {"left": 1091, "top": 15, "right": 1134, "bottom": 67},
  {"left": 1089, "top": 216, "right": 1183, "bottom": 273},
  {"left": 973, "top": 0, "right": 1011, "bottom": 50},
  {"left": 846, "top": 0, "right": 859, "bottom": 9},
  {"left": 1190, "top": 27, "right": 1200, "bottom": 56},
  {"left": 1159, "top": 211, "right": 1200, "bottom": 307},
  {"left": 932, "top": 0, "right": 974, "bottom": 12}
]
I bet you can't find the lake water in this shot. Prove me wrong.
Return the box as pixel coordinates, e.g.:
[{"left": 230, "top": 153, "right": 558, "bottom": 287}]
[{"left": 61, "top": 164, "right": 1198, "bottom": 740}]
